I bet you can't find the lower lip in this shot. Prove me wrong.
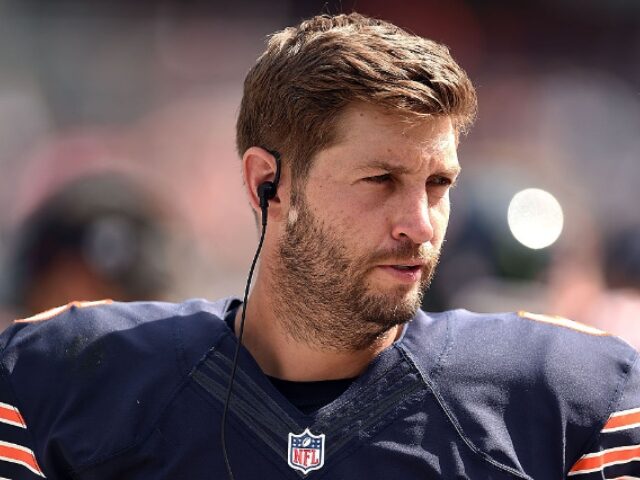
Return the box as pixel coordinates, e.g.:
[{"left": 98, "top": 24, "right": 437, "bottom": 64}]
[{"left": 377, "top": 266, "right": 422, "bottom": 284}]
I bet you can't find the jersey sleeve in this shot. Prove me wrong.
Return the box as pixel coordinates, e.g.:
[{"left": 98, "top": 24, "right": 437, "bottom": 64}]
[
  {"left": 568, "top": 351, "right": 640, "bottom": 479},
  {"left": 0, "top": 369, "right": 46, "bottom": 479}
]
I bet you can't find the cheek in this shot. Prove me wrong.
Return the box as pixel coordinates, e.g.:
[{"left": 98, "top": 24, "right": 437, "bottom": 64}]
[
  {"left": 431, "top": 199, "right": 451, "bottom": 243},
  {"left": 310, "top": 179, "right": 372, "bottom": 221},
  {"left": 324, "top": 200, "right": 384, "bottom": 251}
]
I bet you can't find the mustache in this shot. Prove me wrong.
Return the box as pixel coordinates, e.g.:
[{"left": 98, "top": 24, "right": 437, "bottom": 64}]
[{"left": 366, "top": 241, "right": 440, "bottom": 265}]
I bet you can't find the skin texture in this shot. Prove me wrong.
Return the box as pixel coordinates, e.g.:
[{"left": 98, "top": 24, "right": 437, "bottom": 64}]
[{"left": 240, "top": 103, "right": 460, "bottom": 380}]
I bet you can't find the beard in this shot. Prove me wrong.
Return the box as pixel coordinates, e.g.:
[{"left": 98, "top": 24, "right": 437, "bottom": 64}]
[{"left": 270, "top": 193, "right": 440, "bottom": 351}]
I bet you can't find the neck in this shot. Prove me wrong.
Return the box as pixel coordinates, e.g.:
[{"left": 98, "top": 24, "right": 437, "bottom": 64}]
[{"left": 234, "top": 270, "right": 401, "bottom": 382}]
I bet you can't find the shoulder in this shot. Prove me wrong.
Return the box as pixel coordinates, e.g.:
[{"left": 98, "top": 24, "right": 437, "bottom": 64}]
[
  {"left": 1, "top": 298, "right": 236, "bottom": 373},
  {"left": 402, "top": 309, "right": 639, "bottom": 476},
  {"left": 0, "top": 297, "right": 240, "bottom": 388},
  {"left": 405, "top": 308, "right": 637, "bottom": 382},
  {"left": 0, "top": 297, "right": 238, "bottom": 469},
  {"left": 406, "top": 308, "right": 637, "bottom": 409}
]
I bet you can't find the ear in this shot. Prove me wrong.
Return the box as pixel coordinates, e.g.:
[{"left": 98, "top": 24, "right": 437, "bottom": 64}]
[{"left": 242, "top": 146, "right": 284, "bottom": 221}]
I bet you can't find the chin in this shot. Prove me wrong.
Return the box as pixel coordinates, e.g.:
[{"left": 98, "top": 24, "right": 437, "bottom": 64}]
[
  {"left": 373, "top": 281, "right": 421, "bottom": 303},
  {"left": 362, "top": 288, "right": 423, "bottom": 324}
]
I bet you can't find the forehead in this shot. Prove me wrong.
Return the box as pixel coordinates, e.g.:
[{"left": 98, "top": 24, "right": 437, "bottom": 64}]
[{"left": 325, "top": 103, "right": 458, "bottom": 168}]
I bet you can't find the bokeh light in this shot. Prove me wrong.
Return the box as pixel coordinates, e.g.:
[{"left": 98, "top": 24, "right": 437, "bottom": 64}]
[{"left": 508, "top": 188, "right": 564, "bottom": 250}]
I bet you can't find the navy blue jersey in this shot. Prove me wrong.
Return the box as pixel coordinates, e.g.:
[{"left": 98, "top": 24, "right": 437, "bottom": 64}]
[{"left": 0, "top": 298, "right": 638, "bottom": 479}]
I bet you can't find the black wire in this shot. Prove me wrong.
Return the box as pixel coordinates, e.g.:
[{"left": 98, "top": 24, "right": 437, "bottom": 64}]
[{"left": 221, "top": 214, "right": 268, "bottom": 480}]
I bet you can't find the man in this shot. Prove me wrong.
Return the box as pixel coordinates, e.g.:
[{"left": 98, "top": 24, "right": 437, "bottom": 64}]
[{"left": 0, "top": 12, "right": 638, "bottom": 479}]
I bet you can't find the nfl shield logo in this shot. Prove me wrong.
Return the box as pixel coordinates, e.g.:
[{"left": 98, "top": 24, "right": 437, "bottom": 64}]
[{"left": 287, "top": 428, "right": 325, "bottom": 474}]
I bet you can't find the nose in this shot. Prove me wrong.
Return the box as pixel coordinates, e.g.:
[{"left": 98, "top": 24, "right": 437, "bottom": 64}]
[{"left": 390, "top": 190, "right": 434, "bottom": 245}]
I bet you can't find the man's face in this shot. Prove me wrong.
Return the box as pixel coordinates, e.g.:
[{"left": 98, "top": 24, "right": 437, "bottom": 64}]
[{"left": 273, "top": 104, "right": 460, "bottom": 350}]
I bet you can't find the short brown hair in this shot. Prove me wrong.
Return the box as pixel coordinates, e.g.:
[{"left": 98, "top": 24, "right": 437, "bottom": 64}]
[{"left": 236, "top": 12, "right": 477, "bottom": 185}]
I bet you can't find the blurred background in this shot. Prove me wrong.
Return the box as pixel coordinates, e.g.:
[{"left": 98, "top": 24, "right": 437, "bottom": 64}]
[{"left": 0, "top": 0, "right": 638, "bottom": 346}]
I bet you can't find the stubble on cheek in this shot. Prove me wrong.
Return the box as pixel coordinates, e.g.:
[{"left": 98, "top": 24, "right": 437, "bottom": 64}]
[{"left": 272, "top": 194, "right": 441, "bottom": 351}]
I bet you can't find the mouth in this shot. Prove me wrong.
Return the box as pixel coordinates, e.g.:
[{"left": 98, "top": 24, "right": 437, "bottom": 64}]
[
  {"left": 391, "top": 265, "right": 422, "bottom": 271},
  {"left": 376, "top": 263, "right": 424, "bottom": 283}
]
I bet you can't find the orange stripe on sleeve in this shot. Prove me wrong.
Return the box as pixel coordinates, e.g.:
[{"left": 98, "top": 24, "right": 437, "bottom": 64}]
[
  {"left": 0, "top": 402, "right": 26, "bottom": 428},
  {"left": 604, "top": 408, "right": 640, "bottom": 433},
  {"left": 15, "top": 300, "right": 112, "bottom": 323},
  {"left": 517, "top": 311, "right": 609, "bottom": 336},
  {"left": 569, "top": 445, "right": 640, "bottom": 475},
  {"left": 0, "top": 441, "right": 45, "bottom": 477}
]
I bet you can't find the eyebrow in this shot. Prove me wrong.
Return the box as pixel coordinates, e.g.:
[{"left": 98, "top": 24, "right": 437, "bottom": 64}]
[{"left": 358, "top": 160, "right": 461, "bottom": 177}]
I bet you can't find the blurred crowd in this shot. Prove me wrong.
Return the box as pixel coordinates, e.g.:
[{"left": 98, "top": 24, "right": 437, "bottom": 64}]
[{"left": 0, "top": 0, "right": 638, "bottom": 347}]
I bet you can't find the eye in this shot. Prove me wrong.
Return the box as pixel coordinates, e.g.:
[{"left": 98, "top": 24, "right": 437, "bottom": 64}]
[
  {"left": 427, "top": 175, "right": 455, "bottom": 188},
  {"left": 364, "top": 173, "right": 392, "bottom": 184}
]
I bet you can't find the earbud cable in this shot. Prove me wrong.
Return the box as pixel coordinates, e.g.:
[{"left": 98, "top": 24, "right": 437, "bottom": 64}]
[{"left": 221, "top": 211, "right": 268, "bottom": 480}]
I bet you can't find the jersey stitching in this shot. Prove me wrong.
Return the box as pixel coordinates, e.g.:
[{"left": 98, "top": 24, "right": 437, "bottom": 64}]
[
  {"left": 210, "top": 351, "right": 300, "bottom": 429},
  {"left": 198, "top": 359, "right": 298, "bottom": 436},
  {"left": 191, "top": 351, "right": 305, "bottom": 479},
  {"left": 196, "top": 344, "right": 430, "bottom": 477},
  {"left": 323, "top": 380, "right": 423, "bottom": 457},
  {"left": 201, "top": 352, "right": 422, "bottom": 454},
  {"left": 193, "top": 369, "right": 292, "bottom": 458},
  {"left": 313, "top": 354, "right": 407, "bottom": 420},
  {"left": 428, "top": 310, "right": 454, "bottom": 382},
  {"left": 400, "top": 344, "right": 532, "bottom": 479},
  {"left": 311, "top": 356, "right": 426, "bottom": 477},
  {"left": 313, "top": 360, "right": 415, "bottom": 433},
  {"left": 189, "top": 375, "right": 301, "bottom": 479},
  {"left": 171, "top": 307, "right": 188, "bottom": 377}
]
